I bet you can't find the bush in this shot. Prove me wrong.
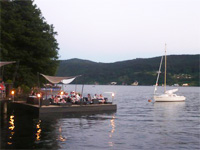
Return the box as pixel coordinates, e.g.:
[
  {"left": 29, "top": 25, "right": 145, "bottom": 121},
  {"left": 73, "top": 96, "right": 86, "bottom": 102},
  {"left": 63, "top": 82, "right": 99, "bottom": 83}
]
[{"left": 21, "top": 84, "right": 31, "bottom": 95}]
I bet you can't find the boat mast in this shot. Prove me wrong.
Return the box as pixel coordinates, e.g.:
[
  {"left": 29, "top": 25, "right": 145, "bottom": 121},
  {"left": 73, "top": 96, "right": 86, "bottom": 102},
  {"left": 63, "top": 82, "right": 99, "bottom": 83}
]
[
  {"left": 164, "top": 43, "right": 167, "bottom": 92},
  {"left": 154, "top": 55, "right": 163, "bottom": 95}
]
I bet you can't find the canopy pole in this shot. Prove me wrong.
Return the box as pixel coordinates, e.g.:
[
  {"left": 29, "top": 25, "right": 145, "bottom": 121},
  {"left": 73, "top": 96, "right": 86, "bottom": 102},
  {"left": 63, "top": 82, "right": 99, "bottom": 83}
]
[
  {"left": 81, "top": 84, "right": 84, "bottom": 106},
  {"left": 2, "top": 66, "right": 4, "bottom": 81},
  {"left": 75, "top": 78, "right": 77, "bottom": 93},
  {"left": 81, "top": 84, "right": 84, "bottom": 95},
  {"left": 45, "top": 80, "right": 47, "bottom": 100},
  {"left": 37, "top": 72, "right": 40, "bottom": 92},
  {"left": 13, "top": 61, "right": 20, "bottom": 87},
  {"left": 62, "top": 83, "right": 64, "bottom": 91}
]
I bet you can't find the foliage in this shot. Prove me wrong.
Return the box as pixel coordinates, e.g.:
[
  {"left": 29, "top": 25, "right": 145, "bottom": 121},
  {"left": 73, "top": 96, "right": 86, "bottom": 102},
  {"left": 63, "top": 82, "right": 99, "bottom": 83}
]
[
  {"left": 21, "top": 84, "right": 31, "bottom": 94},
  {"left": 0, "top": 0, "right": 59, "bottom": 87},
  {"left": 5, "top": 79, "right": 13, "bottom": 84},
  {"left": 57, "top": 55, "right": 199, "bottom": 86}
]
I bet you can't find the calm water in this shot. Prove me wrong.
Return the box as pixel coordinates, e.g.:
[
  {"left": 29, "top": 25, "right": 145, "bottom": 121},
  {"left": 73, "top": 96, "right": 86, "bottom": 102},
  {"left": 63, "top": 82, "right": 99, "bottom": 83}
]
[{"left": 1, "top": 85, "right": 200, "bottom": 150}]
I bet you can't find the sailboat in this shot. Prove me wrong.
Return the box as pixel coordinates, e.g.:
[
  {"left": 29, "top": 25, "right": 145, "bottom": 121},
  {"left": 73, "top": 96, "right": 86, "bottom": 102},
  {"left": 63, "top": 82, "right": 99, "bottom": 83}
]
[{"left": 153, "top": 44, "right": 186, "bottom": 102}]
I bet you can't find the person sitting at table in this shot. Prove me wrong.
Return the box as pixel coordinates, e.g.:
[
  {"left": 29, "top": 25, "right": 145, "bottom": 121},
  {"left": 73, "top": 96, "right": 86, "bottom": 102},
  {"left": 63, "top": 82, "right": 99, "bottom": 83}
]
[
  {"left": 75, "top": 93, "right": 81, "bottom": 104},
  {"left": 99, "top": 94, "right": 105, "bottom": 103},
  {"left": 94, "top": 94, "right": 99, "bottom": 99},
  {"left": 87, "top": 94, "right": 92, "bottom": 104},
  {"left": 54, "top": 96, "right": 59, "bottom": 103},
  {"left": 49, "top": 95, "right": 54, "bottom": 104},
  {"left": 60, "top": 98, "right": 66, "bottom": 103},
  {"left": 64, "top": 92, "right": 69, "bottom": 98},
  {"left": 71, "top": 96, "right": 76, "bottom": 103},
  {"left": 71, "top": 91, "right": 76, "bottom": 97},
  {"left": 99, "top": 94, "right": 104, "bottom": 99}
]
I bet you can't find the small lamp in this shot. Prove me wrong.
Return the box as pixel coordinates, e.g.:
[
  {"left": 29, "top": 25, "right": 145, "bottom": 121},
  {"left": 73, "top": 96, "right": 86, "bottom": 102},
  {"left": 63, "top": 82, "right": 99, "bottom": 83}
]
[
  {"left": 112, "top": 93, "right": 115, "bottom": 103},
  {"left": 37, "top": 93, "right": 41, "bottom": 98},
  {"left": 11, "top": 90, "right": 15, "bottom": 102},
  {"left": 37, "top": 93, "right": 41, "bottom": 107}
]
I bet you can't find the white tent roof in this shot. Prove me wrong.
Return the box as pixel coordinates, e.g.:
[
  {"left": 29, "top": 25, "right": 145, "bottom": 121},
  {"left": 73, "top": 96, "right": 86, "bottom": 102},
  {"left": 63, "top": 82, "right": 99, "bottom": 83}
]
[
  {"left": 0, "top": 61, "right": 16, "bottom": 67},
  {"left": 62, "top": 77, "right": 76, "bottom": 84},
  {"left": 40, "top": 73, "right": 80, "bottom": 84}
]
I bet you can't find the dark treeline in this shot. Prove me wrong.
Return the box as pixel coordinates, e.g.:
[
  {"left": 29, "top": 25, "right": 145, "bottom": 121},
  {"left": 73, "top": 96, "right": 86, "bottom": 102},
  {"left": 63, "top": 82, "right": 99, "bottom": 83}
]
[
  {"left": 0, "top": 0, "right": 59, "bottom": 88},
  {"left": 57, "top": 55, "right": 199, "bottom": 86}
]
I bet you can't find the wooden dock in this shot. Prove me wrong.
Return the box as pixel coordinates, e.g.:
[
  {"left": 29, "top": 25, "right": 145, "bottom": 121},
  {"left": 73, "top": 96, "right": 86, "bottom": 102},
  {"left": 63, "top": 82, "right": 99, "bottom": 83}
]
[{"left": 12, "top": 101, "right": 117, "bottom": 115}]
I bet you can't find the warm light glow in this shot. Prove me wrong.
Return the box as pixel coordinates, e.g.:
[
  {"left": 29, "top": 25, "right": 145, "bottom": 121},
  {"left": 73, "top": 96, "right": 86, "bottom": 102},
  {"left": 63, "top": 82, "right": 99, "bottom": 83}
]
[
  {"left": 110, "top": 116, "right": 115, "bottom": 134},
  {"left": 60, "top": 91, "right": 64, "bottom": 95},
  {"left": 109, "top": 115, "right": 115, "bottom": 137},
  {"left": 108, "top": 115, "right": 115, "bottom": 147},
  {"left": 112, "top": 93, "right": 115, "bottom": 97},
  {"left": 59, "top": 135, "right": 66, "bottom": 142},
  {"left": 9, "top": 115, "right": 15, "bottom": 131},
  {"left": 36, "top": 120, "right": 41, "bottom": 141},
  {"left": 9, "top": 126, "right": 15, "bottom": 130},
  {"left": 37, "top": 93, "right": 41, "bottom": 98},
  {"left": 58, "top": 126, "right": 67, "bottom": 142},
  {"left": 8, "top": 115, "right": 15, "bottom": 145},
  {"left": 11, "top": 90, "right": 15, "bottom": 95}
]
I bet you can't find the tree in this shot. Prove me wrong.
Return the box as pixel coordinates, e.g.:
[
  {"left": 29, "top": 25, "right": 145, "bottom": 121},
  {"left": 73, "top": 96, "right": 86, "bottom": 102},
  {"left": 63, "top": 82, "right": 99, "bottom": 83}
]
[{"left": 0, "top": 0, "right": 59, "bottom": 87}]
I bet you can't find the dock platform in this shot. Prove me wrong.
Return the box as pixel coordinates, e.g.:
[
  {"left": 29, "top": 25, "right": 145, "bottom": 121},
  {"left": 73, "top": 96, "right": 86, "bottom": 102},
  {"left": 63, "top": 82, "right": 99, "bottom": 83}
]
[{"left": 13, "top": 101, "right": 117, "bottom": 115}]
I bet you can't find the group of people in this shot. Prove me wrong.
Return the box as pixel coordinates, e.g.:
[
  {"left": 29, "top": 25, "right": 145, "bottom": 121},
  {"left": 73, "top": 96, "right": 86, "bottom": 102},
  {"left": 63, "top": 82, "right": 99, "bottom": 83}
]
[
  {"left": 49, "top": 91, "right": 107, "bottom": 104},
  {"left": 51, "top": 91, "right": 81, "bottom": 104}
]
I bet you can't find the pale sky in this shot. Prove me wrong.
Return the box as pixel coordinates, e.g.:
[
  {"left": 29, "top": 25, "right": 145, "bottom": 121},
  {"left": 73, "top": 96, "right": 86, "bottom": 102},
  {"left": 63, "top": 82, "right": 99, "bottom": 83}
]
[{"left": 34, "top": 0, "right": 200, "bottom": 62}]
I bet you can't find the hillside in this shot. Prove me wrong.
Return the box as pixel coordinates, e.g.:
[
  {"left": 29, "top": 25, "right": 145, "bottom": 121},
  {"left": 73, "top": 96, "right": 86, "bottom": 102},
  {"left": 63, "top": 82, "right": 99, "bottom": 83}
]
[{"left": 56, "top": 55, "right": 199, "bottom": 86}]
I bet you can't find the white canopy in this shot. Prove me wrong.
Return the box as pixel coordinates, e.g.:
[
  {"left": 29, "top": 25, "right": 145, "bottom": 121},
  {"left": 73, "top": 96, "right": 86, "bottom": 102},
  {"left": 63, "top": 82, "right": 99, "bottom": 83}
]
[
  {"left": 0, "top": 61, "right": 16, "bottom": 67},
  {"left": 62, "top": 77, "right": 76, "bottom": 84},
  {"left": 40, "top": 73, "right": 80, "bottom": 84}
]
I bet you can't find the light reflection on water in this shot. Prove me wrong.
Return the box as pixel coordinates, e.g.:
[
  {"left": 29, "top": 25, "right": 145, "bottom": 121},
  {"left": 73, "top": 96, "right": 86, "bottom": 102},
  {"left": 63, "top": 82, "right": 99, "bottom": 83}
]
[
  {"left": 7, "top": 115, "right": 15, "bottom": 145},
  {"left": 109, "top": 115, "right": 115, "bottom": 137},
  {"left": 1, "top": 85, "right": 200, "bottom": 150},
  {"left": 58, "top": 125, "right": 67, "bottom": 142},
  {"left": 108, "top": 115, "right": 115, "bottom": 147},
  {"left": 36, "top": 120, "right": 41, "bottom": 141}
]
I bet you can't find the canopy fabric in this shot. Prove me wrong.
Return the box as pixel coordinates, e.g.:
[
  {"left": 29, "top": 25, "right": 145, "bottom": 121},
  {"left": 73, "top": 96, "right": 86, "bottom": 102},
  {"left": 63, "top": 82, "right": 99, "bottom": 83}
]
[
  {"left": 40, "top": 73, "right": 80, "bottom": 84},
  {"left": 0, "top": 61, "right": 16, "bottom": 67},
  {"left": 62, "top": 77, "right": 76, "bottom": 84}
]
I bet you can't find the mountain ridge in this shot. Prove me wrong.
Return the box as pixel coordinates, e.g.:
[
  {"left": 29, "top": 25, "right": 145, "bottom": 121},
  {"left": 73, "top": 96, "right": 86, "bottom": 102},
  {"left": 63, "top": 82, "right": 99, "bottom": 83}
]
[
  {"left": 57, "top": 54, "right": 199, "bottom": 86},
  {"left": 58, "top": 54, "right": 198, "bottom": 63}
]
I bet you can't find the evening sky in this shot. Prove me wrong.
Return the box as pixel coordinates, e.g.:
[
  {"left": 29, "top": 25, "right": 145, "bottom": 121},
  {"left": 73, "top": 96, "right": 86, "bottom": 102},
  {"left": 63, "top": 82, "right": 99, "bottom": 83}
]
[{"left": 34, "top": 0, "right": 200, "bottom": 62}]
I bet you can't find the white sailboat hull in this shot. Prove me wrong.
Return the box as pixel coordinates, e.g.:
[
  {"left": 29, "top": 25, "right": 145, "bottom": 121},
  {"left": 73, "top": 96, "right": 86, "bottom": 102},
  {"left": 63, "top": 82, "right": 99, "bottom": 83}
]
[
  {"left": 153, "top": 45, "right": 186, "bottom": 102},
  {"left": 154, "top": 94, "right": 186, "bottom": 102}
]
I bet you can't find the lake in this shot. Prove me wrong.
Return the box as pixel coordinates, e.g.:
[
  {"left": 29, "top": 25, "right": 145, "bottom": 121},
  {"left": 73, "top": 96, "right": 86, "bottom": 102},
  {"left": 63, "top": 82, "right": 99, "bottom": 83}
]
[{"left": 1, "top": 85, "right": 200, "bottom": 150}]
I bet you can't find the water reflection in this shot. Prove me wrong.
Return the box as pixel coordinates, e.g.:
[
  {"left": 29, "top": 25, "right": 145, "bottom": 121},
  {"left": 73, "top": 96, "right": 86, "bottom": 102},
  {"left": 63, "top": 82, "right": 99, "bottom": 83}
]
[
  {"left": 153, "top": 102, "right": 187, "bottom": 147},
  {"left": 153, "top": 102, "right": 186, "bottom": 121},
  {"left": 154, "top": 102, "right": 185, "bottom": 112},
  {"left": 36, "top": 120, "right": 41, "bottom": 141},
  {"left": 109, "top": 115, "right": 115, "bottom": 147},
  {"left": 7, "top": 115, "right": 15, "bottom": 145},
  {"left": 58, "top": 125, "right": 66, "bottom": 142},
  {"left": 109, "top": 115, "right": 115, "bottom": 137}
]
